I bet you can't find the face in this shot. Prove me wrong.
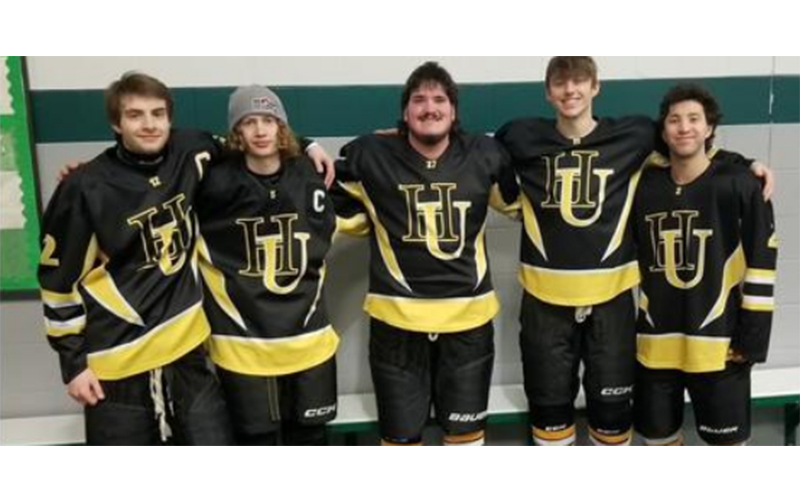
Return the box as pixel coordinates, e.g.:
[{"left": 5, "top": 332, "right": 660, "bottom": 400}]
[
  {"left": 236, "top": 114, "right": 280, "bottom": 159},
  {"left": 112, "top": 95, "right": 171, "bottom": 155},
  {"left": 403, "top": 82, "right": 456, "bottom": 146},
  {"left": 546, "top": 73, "right": 599, "bottom": 120},
  {"left": 662, "top": 100, "right": 713, "bottom": 159}
]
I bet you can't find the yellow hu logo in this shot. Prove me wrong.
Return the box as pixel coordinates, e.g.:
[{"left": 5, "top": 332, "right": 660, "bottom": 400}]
[
  {"left": 542, "top": 151, "right": 613, "bottom": 228},
  {"left": 237, "top": 213, "right": 310, "bottom": 295},
  {"left": 399, "top": 183, "right": 471, "bottom": 261},
  {"left": 127, "top": 194, "right": 192, "bottom": 275},
  {"left": 646, "top": 210, "right": 713, "bottom": 290}
]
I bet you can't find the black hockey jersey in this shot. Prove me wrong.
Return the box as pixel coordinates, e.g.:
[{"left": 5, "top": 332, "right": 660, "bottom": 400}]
[
  {"left": 38, "top": 130, "right": 219, "bottom": 383},
  {"left": 197, "top": 155, "right": 338, "bottom": 377},
  {"left": 495, "top": 116, "right": 656, "bottom": 306},
  {"left": 332, "top": 133, "right": 517, "bottom": 334},
  {"left": 633, "top": 154, "right": 777, "bottom": 373}
]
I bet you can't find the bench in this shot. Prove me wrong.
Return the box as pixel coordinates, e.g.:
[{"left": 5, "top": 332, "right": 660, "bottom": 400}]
[{"left": 2, "top": 367, "right": 798, "bottom": 446}]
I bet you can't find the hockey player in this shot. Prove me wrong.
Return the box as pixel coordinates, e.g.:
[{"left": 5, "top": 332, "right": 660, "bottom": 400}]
[
  {"left": 495, "top": 57, "right": 774, "bottom": 446},
  {"left": 632, "top": 84, "right": 777, "bottom": 446},
  {"left": 197, "top": 85, "right": 338, "bottom": 446},
  {"left": 332, "top": 62, "right": 518, "bottom": 446},
  {"left": 39, "top": 72, "right": 233, "bottom": 445}
]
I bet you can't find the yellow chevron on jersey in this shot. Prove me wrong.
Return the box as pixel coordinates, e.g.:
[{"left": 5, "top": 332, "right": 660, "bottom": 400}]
[
  {"left": 489, "top": 184, "right": 520, "bottom": 218},
  {"left": 196, "top": 235, "right": 246, "bottom": 330},
  {"left": 83, "top": 264, "right": 145, "bottom": 327},
  {"left": 335, "top": 213, "right": 371, "bottom": 237},
  {"left": 364, "top": 291, "right": 500, "bottom": 334},
  {"left": 699, "top": 244, "right": 746, "bottom": 329},
  {"left": 638, "top": 290, "right": 656, "bottom": 327},
  {"left": 339, "top": 180, "right": 412, "bottom": 292},
  {"left": 303, "top": 264, "right": 326, "bottom": 326},
  {"left": 603, "top": 165, "right": 643, "bottom": 261},
  {"left": 87, "top": 301, "right": 210, "bottom": 380},
  {"left": 474, "top": 221, "right": 489, "bottom": 288},
  {"left": 519, "top": 261, "right": 640, "bottom": 307},
  {"left": 209, "top": 325, "right": 339, "bottom": 377},
  {"left": 637, "top": 333, "right": 731, "bottom": 373},
  {"left": 521, "top": 193, "right": 548, "bottom": 260}
]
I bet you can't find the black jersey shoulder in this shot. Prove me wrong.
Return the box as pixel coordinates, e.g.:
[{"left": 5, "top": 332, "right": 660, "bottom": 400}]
[
  {"left": 709, "top": 152, "right": 763, "bottom": 197},
  {"left": 168, "top": 128, "right": 220, "bottom": 155},
  {"left": 495, "top": 117, "right": 557, "bottom": 156}
]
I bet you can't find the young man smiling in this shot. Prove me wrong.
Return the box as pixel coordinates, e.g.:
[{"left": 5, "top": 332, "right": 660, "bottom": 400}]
[
  {"left": 39, "top": 72, "right": 234, "bottom": 445},
  {"left": 197, "top": 85, "right": 339, "bottom": 446},
  {"left": 632, "top": 84, "right": 777, "bottom": 446},
  {"left": 333, "top": 62, "right": 518, "bottom": 446}
]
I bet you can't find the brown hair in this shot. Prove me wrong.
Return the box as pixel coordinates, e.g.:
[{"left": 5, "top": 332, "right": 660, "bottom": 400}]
[
  {"left": 227, "top": 119, "right": 301, "bottom": 161},
  {"left": 545, "top": 57, "right": 598, "bottom": 88},
  {"left": 104, "top": 71, "right": 173, "bottom": 126},
  {"left": 399, "top": 61, "right": 461, "bottom": 135}
]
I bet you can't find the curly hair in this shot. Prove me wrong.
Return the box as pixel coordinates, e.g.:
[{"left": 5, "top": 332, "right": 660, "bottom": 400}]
[{"left": 227, "top": 119, "right": 301, "bottom": 161}]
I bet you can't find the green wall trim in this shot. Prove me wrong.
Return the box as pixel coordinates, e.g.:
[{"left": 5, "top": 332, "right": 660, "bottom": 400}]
[{"left": 32, "top": 75, "right": 800, "bottom": 144}]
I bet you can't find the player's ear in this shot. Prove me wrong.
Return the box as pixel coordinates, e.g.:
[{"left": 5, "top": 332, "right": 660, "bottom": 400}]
[{"left": 591, "top": 80, "right": 601, "bottom": 98}]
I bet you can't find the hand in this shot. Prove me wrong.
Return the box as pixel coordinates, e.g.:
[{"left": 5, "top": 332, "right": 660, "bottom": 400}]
[
  {"left": 307, "top": 144, "right": 336, "bottom": 189},
  {"left": 67, "top": 368, "right": 106, "bottom": 406},
  {"left": 727, "top": 349, "right": 749, "bottom": 364},
  {"left": 750, "top": 161, "right": 775, "bottom": 201},
  {"left": 57, "top": 161, "right": 85, "bottom": 182}
]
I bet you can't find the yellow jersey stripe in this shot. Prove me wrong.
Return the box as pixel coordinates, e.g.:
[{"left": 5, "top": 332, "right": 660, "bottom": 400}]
[
  {"left": 209, "top": 325, "right": 339, "bottom": 377},
  {"left": 45, "top": 316, "right": 87, "bottom": 337},
  {"left": 742, "top": 295, "right": 775, "bottom": 312},
  {"left": 520, "top": 261, "right": 640, "bottom": 307},
  {"left": 87, "top": 302, "right": 210, "bottom": 381},
  {"left": 744, "top": 268, "right": 776, "bottom": 285},
  {"left": 365, "top": 292, "right": 500, "bottom": 333},
  {"left": 637, "top": 333, "right": 731, "bottom": 373}
]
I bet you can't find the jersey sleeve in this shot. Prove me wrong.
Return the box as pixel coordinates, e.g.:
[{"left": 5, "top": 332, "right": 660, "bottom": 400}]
[
  {"left": 489, "top": 140, "right": 521, "bottom": 219},
  {"left": 330, "top": 139, "right": 371, "bottom": 237},
  {"left": 713, "top": 149, "right": 754, "bottom": 169},
  {"left": 733, "top": 175, "right": 778, "bottom": 364},
  {"left": 37, "top": 174, "right": 99, "bottom": 383}
]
